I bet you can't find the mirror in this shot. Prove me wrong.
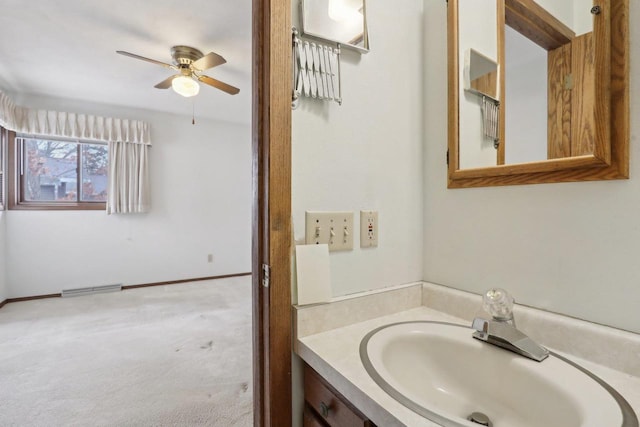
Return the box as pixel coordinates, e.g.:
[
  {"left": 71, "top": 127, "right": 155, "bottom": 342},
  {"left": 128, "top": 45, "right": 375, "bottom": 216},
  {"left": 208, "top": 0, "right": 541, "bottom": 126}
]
[
  {"left": 504, "top": 25, "right": 548, "bottom": 164},
  {"left": 300, "top": 0, "right": 369, "bottom": 53},
  {"left": 448, "top": 0, "right": 629, "bottom": 188},
  {"left": 465, "top": 49, "right": 499, "bottom": 100}
]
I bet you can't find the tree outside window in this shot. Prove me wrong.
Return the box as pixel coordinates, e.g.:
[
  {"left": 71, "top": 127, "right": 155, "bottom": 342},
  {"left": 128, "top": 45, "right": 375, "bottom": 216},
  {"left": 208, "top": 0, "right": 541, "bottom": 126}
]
[{"left": 15, "top": 137, "right": 108, "bottom": 209}]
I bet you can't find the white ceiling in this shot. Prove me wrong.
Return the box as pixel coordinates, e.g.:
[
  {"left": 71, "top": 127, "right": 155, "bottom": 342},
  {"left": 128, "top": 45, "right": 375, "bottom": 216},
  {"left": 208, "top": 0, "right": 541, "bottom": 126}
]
[{"left": 0, "top": 0, "right": 252, "bottom": 124}]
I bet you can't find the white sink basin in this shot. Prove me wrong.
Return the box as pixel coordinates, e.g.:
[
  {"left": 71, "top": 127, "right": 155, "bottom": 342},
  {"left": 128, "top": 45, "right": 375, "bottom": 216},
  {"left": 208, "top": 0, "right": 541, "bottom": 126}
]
[{"left": 360, "top": 321, "right": 637, "bottom": 427}]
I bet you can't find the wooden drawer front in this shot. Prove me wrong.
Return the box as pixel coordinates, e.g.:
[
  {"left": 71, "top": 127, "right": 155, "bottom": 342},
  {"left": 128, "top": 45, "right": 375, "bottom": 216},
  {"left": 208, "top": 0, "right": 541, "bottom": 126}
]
[
  {"left": 304, "top": 365, "right": 374, "bottom": 427},
  {"left": 304, "top": 403, "right": 329, "bottom": 427}
]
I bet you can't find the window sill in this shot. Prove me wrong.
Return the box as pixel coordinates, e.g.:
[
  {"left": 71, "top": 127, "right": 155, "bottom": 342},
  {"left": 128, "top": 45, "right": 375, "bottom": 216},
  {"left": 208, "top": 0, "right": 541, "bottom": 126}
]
[{"left": 8, "top": 202, "right": 106, "bottom": 211}]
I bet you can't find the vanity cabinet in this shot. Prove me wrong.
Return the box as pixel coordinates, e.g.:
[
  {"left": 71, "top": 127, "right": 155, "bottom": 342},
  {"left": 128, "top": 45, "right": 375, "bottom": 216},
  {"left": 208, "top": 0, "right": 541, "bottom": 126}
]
[{"left": 303, "top": 364, "right": 377, "bottom": 427}]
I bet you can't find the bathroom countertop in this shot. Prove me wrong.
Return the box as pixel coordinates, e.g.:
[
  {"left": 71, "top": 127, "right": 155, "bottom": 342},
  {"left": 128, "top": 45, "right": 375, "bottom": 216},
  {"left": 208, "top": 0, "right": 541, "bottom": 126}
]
[{"left": 296, "top": 305, "right": 640, "bottom": 427}]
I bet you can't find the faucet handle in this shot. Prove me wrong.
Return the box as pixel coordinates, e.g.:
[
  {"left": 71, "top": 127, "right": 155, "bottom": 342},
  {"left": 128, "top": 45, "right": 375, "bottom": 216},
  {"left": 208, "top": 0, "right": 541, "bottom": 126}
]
[
  {"left": 471, "top": 318, "right": 491, "bottom": 341},
  {"left": 471, "top": 317, "right": 489, "bottom": 333},
  {"left": 483, "top": 288, "right": 514, "bottom": 322}
]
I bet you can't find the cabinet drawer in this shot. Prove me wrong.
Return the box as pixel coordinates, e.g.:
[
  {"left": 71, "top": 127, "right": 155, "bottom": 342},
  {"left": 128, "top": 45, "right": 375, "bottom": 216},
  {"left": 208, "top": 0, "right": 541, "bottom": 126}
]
[
  {"left": 304, "top": 364, "right": 375, "bottom": 427},
  {"left": 304, "top": 403, "right": 329, "bottom": 427}
]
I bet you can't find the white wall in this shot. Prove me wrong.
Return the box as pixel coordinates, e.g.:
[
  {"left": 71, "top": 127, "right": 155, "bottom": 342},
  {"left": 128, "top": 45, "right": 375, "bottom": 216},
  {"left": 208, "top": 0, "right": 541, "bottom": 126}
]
[
  {"left": 5, "top": 95, "right": 251, "bottom": 298},
  {"left": 423, "top": 0, "right": 640, "bottom": 334},
  {"left": 292, "top": 0, "right": 425, "bottom": 298},
  {"left": 292, "top": 3, "right": 425, "bottom": 425},
  {"left": 537, "top": 0, "right": 573, "bottom": 30},
  {"left": 573, "top": 0, "right": 594, "bottom": 36}
]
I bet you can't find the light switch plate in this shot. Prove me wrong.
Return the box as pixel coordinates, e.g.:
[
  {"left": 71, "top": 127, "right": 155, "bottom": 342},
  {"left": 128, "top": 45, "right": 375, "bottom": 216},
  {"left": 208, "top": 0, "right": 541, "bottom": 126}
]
[
  {"left": 305, "top": 211, "right": 354, "bottom": 252},
  {"left": 360, "top": 210, "right": 378, "bottom": 248}
]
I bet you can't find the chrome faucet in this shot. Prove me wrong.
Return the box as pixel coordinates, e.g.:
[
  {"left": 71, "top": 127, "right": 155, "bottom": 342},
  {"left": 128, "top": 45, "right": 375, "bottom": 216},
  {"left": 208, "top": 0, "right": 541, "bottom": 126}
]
[{"left": 471, "top": 288, "right": 549, "bottom": 362}]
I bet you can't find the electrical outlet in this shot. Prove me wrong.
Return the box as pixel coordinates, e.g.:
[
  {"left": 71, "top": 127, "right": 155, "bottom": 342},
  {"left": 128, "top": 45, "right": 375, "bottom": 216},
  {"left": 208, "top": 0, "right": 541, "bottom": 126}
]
[
  {"left": 360, "top": 210, "right": 378, "bottom": 248},
  {"left": 305, "top": 211, "right": 354, "bottom": 252},
  {"left": 207, "top": 254, "right": 214, "bottom": 263}
]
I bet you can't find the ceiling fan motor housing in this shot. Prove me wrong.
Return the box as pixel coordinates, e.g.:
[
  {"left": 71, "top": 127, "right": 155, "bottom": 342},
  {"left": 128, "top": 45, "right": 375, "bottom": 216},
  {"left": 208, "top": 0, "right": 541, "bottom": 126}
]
[{"left": 170, "top": 45, "right": 204, "bottom": 66}]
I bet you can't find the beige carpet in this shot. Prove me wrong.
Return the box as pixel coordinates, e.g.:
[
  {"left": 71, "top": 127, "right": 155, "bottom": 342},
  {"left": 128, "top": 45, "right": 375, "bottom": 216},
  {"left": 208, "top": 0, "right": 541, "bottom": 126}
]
[{"left": 0, "top": 277, "right": 253, "bottom": 426}]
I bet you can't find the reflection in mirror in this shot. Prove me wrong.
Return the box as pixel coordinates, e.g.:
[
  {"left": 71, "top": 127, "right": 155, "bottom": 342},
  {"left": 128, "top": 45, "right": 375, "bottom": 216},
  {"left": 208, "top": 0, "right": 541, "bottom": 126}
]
[
  {"left": 300, "top": 0, "right": 369, "bottom": 52},
  {"left": 457, "top": 0, "right": 499, "bottom": 170},
  {"left": 465, "top": 49, "right": 500, "bottom": 155},
  {"left": 460, "top": 0, "right": 599, "bottom": 169},
  {"left": 447, "top": 0, "right": 629, "bottom": 188},
  {"left": 465, "top": 49, "right": 498, "bottom": 100},
  {"left": 504, "top": 25, "right": 547, "bottom": 164},
  {"left": 505, "top": 0, "right": 594, "bottom": 164}
]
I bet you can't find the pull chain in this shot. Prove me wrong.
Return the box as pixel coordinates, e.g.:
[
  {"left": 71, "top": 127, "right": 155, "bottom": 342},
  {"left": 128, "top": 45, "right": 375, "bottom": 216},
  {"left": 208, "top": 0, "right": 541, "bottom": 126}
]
[{"left": 192, "top": 98, "right": 196, "bottom": 125}]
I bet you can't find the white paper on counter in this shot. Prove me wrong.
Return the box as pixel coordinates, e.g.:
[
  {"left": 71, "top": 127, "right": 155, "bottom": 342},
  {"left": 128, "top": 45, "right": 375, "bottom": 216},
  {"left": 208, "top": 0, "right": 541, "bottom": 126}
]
[{"left": 295, "top": 244, "right": 331, "bottom": 305}]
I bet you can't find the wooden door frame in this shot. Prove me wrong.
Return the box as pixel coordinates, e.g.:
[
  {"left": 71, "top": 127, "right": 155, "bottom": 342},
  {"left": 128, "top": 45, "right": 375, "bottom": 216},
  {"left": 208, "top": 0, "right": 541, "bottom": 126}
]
[{"left": 252, "top": 0, "right": 292, "bottom": 426}]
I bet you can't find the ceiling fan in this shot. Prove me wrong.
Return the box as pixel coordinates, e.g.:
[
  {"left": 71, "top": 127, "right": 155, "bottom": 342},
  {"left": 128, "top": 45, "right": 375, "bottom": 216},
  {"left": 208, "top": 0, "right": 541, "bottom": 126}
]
[{"left": 116, "top": 45, "right": 240, "bottom": 97}]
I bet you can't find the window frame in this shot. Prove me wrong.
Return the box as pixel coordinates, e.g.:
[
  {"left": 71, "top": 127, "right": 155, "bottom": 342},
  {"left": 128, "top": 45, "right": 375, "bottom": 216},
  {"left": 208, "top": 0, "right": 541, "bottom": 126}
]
[{"left": 8, "top": 133, "right": 107, "bottom": 211}]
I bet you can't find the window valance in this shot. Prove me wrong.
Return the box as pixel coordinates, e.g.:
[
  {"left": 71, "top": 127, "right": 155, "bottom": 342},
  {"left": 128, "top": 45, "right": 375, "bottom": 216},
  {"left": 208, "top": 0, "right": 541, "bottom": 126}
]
[{"left": 0, "top": 90, "right": 150, "bottom": 145}]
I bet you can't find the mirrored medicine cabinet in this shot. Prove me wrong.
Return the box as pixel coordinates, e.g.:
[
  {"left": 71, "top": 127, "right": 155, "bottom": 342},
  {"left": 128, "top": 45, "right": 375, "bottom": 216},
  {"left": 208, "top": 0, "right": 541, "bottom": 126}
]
[
  {"left": 448, "top": 0, "right": 629, "bottom": 188},
  {"left": 299, "top": 0, "right": 370, "bottom": 52}
]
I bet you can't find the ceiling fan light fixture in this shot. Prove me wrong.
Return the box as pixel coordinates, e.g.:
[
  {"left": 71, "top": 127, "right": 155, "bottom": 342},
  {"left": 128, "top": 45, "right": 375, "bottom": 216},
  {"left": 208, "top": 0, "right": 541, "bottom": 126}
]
[
  {"left": 171, "top": 75, "right": 200, "bottom": 97},
  {"left": 117, "top": 47, "right": 239, "bottom": 96}
]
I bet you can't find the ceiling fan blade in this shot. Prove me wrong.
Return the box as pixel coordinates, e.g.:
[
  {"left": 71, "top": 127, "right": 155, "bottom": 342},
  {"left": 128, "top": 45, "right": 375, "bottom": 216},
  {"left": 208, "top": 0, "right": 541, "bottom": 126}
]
[
  {"left": 116, "top": 50, "right": 175, "bottom": 69},
  {"left": 198, "top": 75, "right": 240, "bottom": 95},
  {"left": 154, "top": 75, "right": 179, "bottom": 89},
  {"left": 192, "top": 52, "right": 227, "bottom": 71}
]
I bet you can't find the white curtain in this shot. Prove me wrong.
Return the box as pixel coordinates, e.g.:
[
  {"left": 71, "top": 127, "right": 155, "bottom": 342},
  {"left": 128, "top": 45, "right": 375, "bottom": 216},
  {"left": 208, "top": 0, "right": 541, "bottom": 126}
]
[
  {"left": 0, "top": 90, "right": 150, "bottom": 144},
  {"left": 18, "top": 110, "right": 150, "bottom": 144},
  {"left": 0, "top": 91, "right": 20, "bottom": 130},
  {"left": 0, "top": 89, "right": 152, "bottom": 215},
  {"left": 106, "top": 141, "right": 150, "bottom": 214}
]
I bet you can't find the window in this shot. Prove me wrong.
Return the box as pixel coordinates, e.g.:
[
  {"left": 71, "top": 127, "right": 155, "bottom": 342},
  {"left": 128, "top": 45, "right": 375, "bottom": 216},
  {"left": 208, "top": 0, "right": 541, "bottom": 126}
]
[{"left": 10, "top": 136, "right": 108, "bottom": 210}]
